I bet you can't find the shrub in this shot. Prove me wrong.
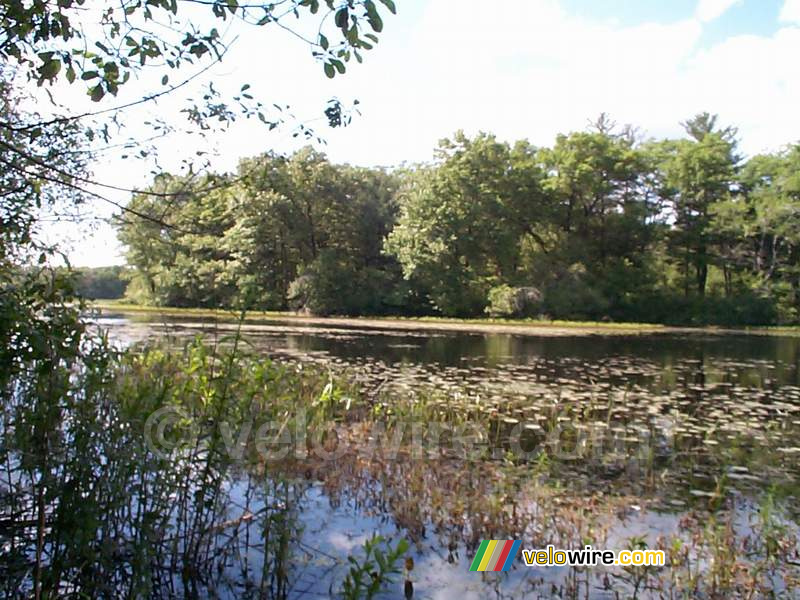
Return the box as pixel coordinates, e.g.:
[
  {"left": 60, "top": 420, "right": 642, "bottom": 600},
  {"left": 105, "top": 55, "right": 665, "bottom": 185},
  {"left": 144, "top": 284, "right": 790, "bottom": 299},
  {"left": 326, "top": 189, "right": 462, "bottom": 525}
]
[
  {"left": 287, "top": 250, "right": 382, "bottom": 316},
  {"left": 486, "top": 285, "right": 542, "bottom": 318}
]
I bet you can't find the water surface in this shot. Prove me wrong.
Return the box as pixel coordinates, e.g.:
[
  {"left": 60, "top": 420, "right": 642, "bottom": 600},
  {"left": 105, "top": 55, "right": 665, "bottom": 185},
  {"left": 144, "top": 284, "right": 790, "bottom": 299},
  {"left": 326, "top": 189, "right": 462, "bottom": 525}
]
[{"left": 91, "top": 311, "right": 800, "bottom": 598}]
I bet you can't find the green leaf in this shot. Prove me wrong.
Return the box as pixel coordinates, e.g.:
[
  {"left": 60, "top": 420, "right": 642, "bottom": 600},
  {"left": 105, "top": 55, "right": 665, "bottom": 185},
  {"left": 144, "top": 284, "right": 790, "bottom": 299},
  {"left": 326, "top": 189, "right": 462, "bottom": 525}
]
[
  {"left": 334, "top": 7, "right": 348, "bottom": 28},
  {"left": 161, "top": 74, "right": 169, "bottom": 85},
  {"left": 319, "top": 33, "right": 329, "bottom": 50},
  {"left": 368, "top": 12, "right": 383, "bottom": 32},
  {"left": 39, "top": 58, "right": 61, "bottom": 80},
  {"left": 324, "top": 62, "right": 335, "bottom": 78},
  {"left": 89, "top": 84, "right": 105, "bottom": 102},
  {"left": 379, "top": 0, "right": 396, "bottom": 14}
]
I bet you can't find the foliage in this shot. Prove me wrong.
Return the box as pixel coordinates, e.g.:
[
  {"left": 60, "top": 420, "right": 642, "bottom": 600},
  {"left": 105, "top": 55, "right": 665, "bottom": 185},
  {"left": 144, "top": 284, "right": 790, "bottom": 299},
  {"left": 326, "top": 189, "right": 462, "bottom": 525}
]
[
  {"left": 114, "top": 117, "right": 800, "bottom": 326},
  {"left": 485, "top": 284, "right": 542, "bottom": 318},
  {"left": 0, "top": 0, "right": 396, "bottom": 147},
  {"left": 72, "top": 265, "right": 130, "bottom": 299},
  {"left": 0, "top": 74, "right": 89, "bottom": 265},
  {"left": 0, "top": 325, "right": 372, "bottom": 597},
  {"left": 118, "top": 149, "right": 407, "bottom": 313},
  {"left": 386, "top": 132, "right": 546, "bottom": 316},
  {"left": 341, "top": 535, "right": 409, "bottom": 600},
  {"left": 2, "top": 0, "right": 396, "bottom": 95}
]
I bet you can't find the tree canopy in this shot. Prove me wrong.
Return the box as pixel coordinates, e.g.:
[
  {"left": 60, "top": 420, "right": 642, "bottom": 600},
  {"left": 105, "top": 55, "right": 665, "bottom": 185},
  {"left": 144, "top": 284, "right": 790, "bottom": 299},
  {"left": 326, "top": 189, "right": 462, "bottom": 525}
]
[{"left": 116, "top": 116, "right": 800, "bottom": 325}]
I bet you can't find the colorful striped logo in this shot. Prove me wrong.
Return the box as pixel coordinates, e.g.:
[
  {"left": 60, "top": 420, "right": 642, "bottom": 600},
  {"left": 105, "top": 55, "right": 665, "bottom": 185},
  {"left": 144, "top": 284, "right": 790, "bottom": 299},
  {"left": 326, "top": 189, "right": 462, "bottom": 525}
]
[{"left": 469, "top": 540, "right": 521, "bottom": 572}]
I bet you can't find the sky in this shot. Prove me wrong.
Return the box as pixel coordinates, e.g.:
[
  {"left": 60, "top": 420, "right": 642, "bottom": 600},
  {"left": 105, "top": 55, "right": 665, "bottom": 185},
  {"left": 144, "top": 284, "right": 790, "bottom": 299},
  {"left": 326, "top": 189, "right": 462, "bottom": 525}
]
[{"left": 49, "top": 0, "right": 800, "bottom": 267}]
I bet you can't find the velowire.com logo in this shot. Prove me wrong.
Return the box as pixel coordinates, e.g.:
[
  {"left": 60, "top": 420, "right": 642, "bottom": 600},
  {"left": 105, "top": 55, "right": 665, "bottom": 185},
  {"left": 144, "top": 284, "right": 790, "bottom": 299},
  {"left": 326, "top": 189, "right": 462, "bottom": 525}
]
[{"left": 468, "top": 540, "right": 522, "bottom": 572}]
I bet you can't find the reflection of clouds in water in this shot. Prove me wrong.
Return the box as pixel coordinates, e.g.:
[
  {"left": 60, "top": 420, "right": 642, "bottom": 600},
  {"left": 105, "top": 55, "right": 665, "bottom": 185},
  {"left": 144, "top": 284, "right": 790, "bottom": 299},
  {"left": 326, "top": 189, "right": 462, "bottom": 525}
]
[
  {"left": 326, "top": 531, "right": 369, "bottom": 553},
  {"left": 431, "top": 590, "right": 484, "bottom": 600},
  {"left": 414, "top": 551, "right": 487, "bottom": 600}
]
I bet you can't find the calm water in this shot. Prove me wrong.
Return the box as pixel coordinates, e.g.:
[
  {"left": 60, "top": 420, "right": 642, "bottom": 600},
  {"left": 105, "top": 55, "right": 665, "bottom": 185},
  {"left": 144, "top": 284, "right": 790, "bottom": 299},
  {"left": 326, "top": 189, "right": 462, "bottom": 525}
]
[
  {"left": 97, "top": 311, "right": 800, "bottom": 382},
  {"left": 91, "top": 311, "right": 800, "bottom": 599}
]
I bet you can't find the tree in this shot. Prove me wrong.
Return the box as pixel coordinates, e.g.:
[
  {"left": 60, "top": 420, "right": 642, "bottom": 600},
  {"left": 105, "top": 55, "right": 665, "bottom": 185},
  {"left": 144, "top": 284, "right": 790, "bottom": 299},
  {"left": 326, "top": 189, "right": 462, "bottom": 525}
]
[
  {"left": 653, "top": 113, "right": 739, "bottom": 297},
  {"left": 0, "top": 0, "right": 399, "bottom": 248},
  {"left": 536, "top": 124, "right": 659, "bottom": 317},
  {"left": 711, "top": 145, "right": 800, "bottom": 320},
  {"left": 118, "top": 148, "right": 402, "bottom": 312},
  {"left": 73, "top": 266, "right": 130, "bottom": 299},
  {"left": 385, "top": 132, "right": 546, "bottom": 316}
]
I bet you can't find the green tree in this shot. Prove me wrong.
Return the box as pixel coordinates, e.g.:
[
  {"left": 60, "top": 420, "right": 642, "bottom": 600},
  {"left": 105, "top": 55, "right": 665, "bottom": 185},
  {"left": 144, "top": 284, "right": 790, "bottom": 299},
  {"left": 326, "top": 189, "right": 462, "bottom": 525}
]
[
  {"left": 385, "top": 132, "right": 546, "bottom": 316},
  {"left": 654, "top": 113, "right": 739, "bottom": 297},
  {"left": 73, "top": 266, "right": 130, "bottom": 299},
  {"left": 712, "top": 145, "right": 800, "bottom": 320},
  {"left": 536, "top": 121, "right": 659, "bottom": 318},
  {"left": 118, "top": 148, "right": 402, "bottom": 312}
]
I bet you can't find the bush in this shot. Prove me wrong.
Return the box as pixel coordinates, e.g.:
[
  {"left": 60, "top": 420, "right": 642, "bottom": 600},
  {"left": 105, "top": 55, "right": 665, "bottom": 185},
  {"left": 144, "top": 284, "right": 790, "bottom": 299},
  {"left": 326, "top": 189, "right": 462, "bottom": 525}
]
[
  {"left": 485, "top": 285, "right": 542, "bottom": 318},
  {"left": 540, "top": 264, "right": 610, "bottom": 320},
  {"left": 288, "top": 250, "right": 387, "bottom": 316}
]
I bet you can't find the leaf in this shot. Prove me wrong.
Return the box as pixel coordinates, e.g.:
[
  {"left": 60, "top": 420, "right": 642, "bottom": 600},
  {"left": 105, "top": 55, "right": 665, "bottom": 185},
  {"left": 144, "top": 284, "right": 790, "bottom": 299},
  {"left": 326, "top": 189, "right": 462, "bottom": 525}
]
[
  {"left": 90, "top": 84, "right": 105, "bottom": 102},
  {"left": 379, "top": 0, "right": 396, "bottom": 14},
  {"left": 367, "top": 10, "right": 383, "bottom": 33},
  {"left": 161, "top": 74, "right": 169, "bottom": 85},
  {"left": 324, "top": 62, "right": 335, "bottom": 78},
  {"left": 39, "top": 58, "right": 61, "bottom": 80},
  {"left": 334, "top": 7, "right": 349, "bottom": 29},
  {"left": 319, "top": 33, "right": 329, "bottom": 50}
]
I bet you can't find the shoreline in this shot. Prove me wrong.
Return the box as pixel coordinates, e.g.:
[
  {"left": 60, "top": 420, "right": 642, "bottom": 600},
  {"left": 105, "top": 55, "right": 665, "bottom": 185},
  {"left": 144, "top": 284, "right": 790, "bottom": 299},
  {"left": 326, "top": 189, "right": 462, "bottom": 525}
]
[{"left": 89, "top": 302, "right": 800, "bottom": 338}]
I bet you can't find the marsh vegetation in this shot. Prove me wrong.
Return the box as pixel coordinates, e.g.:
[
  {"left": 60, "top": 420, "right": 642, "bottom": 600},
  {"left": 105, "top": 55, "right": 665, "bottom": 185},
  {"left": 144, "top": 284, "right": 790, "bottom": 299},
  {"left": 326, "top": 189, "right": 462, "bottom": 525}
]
[{"left": 6, "top": 310, "right": 790, "bottom": 598}]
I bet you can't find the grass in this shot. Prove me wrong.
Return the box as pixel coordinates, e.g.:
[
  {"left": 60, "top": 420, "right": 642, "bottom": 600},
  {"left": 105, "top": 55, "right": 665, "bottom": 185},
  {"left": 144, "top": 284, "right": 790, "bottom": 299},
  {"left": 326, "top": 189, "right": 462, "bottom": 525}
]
[
  {"left": 91, "top": 300, "right": 666, "bottom": 331},
  {"left": 90, "top": 300, "right": 800, "bottom": 336}
]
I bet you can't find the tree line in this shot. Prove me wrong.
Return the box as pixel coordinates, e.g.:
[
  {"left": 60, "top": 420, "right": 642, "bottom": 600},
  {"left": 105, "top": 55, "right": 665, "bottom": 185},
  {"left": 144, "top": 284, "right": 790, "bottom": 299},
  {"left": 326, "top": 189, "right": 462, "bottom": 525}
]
[{"left": 117, "top": 114, "right": 800, "bottom": 325}]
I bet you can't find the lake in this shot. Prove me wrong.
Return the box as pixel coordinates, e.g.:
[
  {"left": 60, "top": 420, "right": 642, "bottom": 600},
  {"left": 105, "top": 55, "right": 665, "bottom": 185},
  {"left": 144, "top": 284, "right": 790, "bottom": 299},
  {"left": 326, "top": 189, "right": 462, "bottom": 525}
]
[{"left": 90, "top": 310, "right": 800, "bottom": 599}]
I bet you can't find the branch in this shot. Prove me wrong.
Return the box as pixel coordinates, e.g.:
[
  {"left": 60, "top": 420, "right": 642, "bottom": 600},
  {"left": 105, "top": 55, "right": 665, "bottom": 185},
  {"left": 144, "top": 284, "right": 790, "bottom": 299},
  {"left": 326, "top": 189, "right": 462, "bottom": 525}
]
[{"left": 0, "top": 40, "right": 235, "bottom": 134}]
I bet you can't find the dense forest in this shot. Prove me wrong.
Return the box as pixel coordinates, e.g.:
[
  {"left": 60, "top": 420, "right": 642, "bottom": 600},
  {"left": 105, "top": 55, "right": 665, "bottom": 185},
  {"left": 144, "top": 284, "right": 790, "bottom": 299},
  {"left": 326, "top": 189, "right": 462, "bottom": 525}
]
[{"left": 118, "top": 114, "right": 800, "bottom": 325}]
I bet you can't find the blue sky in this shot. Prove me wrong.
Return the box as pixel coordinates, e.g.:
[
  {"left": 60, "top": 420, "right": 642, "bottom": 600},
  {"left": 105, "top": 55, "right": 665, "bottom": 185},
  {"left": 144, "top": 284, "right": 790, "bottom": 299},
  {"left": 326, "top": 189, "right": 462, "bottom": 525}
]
[
  {"left": 563, "top": 0, "right": 784, "bottom": 43},
  {"left": 48, "top": 0, "right": 800, "bottom": 266}
]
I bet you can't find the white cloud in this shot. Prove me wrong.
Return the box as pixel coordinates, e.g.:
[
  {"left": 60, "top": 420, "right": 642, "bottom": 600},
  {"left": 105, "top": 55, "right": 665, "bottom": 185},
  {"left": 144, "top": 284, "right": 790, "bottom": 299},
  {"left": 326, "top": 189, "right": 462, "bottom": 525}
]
[
  {"left": 695, "top": 0, "right": 742, "bottom": 23},
  {"left": 780, "top": 0, "right": 800, "bottom": 24}
]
